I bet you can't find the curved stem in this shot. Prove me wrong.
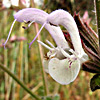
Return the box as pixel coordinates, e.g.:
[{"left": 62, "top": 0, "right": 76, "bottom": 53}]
[{"left": 0, "top": 63, "right": 41, "bottom": 100}]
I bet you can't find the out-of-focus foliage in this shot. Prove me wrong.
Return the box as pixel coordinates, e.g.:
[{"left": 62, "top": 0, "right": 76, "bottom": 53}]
[
  {"left": 43, "top": 0, "right": 73, "bottom": 14},
  {"left": 43, "top": 0, "right": 94, "bottom": 16}
]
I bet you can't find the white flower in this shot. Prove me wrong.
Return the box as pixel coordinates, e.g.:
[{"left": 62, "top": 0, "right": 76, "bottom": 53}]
[
  {"left": 3, "top": 8, "right": 88, "bottom": 85},
  {"left": 39, "top": 9, "right": 88, "bottom": 85}
]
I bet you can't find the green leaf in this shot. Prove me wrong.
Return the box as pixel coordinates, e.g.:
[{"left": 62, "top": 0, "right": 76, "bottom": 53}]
[
  {"left": 41, "top": 94, "right": 60, "bottom": 100},
  {"left": 53, "top": 95, "right": 60, "bottom": 100},
  {"left": 45, "top": 97, "right": 52, "bottom": 100},
  {"left": 90, "top": 74, "right": 100, "bottom": 91}
]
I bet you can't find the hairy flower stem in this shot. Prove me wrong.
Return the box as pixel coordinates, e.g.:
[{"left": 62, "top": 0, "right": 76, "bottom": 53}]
[
  {"left": 95, "top": 0, "right": 100, "bottom": 50},
  {"left": 0, "top": 63, "right": 41, "bottom": 100}
]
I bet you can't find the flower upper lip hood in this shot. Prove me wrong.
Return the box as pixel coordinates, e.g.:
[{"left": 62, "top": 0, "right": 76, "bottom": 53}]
[
  {"left": 4, "top": 8, "right": 69, "bottom": 49},
  {"left": 14, "top": 8, "right": 48, "bottom": 24},
  {"left": 46, "top": 9, "right": 85, "bottom": 57},
  {"left": 14, "top": 8, "right": 69, "bottom": 49}
]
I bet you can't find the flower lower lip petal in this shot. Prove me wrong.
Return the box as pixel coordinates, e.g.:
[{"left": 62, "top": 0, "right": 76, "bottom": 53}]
[{"left": 48, "top": 58, "right": 80, "bottom": 85}]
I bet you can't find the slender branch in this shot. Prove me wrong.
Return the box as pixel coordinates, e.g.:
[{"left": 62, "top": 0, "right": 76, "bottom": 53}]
[
  {"left": 0, "top": 63, "right": 41, "bottom": 100},
  {"left": 95, "top": 0, "right": 100, "bottom": 48},
  {"left": 34, "top": 23, "right": 49, "bottom": 95}
]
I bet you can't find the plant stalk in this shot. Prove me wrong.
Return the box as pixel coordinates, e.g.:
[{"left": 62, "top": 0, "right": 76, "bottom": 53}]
[{"left": 34, "top": 23, "right": 49, "bottom": 95}]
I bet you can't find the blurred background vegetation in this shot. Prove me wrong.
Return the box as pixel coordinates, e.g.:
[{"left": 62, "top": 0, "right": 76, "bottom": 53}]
[{"left": 0, "top": 0, "right": 100, "bottom": 100}]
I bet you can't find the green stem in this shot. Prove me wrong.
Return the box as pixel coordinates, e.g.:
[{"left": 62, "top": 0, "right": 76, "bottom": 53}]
[
  {"left": 35, "top": 23, "right": 48, "bottom": 95},
  {"left": 0, "top": 63, "right": 41, "bottom": 100},
  {"left": 95, "top": 0, "right": 100, "bottom": 48}
]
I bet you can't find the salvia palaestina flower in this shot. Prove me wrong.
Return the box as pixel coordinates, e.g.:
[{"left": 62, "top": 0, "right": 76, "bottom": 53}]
[{"left": 3, "top": 8, "right": 88, "bottom": 85}]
